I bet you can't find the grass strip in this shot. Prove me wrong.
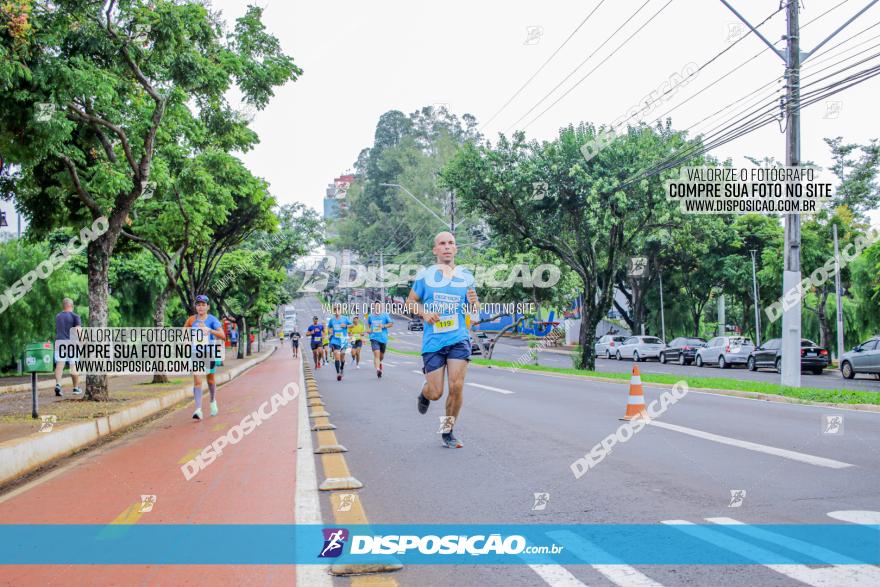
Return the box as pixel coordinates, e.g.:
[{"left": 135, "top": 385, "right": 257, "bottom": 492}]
[{"left": 387, "top": 346, "right": 879, "bottom": 405}]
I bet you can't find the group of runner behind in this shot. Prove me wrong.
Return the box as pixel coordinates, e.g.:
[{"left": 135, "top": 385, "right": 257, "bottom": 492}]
[{"left": 305, "top": 302, "right": 393, "bottom": 381}]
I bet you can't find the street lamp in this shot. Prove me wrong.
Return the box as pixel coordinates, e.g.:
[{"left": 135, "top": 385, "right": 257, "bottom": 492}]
[{"left": 0, "top": 210, "right": 7, "bottom": 228}]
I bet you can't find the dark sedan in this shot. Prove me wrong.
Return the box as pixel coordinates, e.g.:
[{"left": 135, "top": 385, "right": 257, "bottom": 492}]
[
  {"left": 659, "top": 337, "right": 706, "bottom": 365},
  {"left": 408, "top": 317, "right": 424, "bottom": 331},
  {"left": 747, "top": 338, "right": 829, "bottom": 375}
]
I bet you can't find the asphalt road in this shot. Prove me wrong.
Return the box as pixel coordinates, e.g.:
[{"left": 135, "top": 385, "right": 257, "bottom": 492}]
[
  {"left": 300, "top": 297, "right": 880, "bottom": 587},
  {"left": 389, "top": 330, "right": 880, "bottom": 393}
]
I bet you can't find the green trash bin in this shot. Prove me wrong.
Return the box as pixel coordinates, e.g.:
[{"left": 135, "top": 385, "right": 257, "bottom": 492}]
[{"left": 23, "top": 342, "right": 55, "bottom": 373}]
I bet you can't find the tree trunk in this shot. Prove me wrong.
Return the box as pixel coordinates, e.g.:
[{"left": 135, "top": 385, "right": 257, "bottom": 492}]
[
  {"left": 257, "top": 317, "right": 262, "bottom": 353},
  {"left": 151, "top": 283, "right": 174, "bottom": 384},
  {"left": 236, "top": 317, "right": 246, "bottom": 359},
  {"left": 577, "top": 312, "right": 598, "bottom": 371},
  {"left": 86, "top": 240, "right": 111, "bottom": 401},
  {"left": 817, "top": 287, "right": 831, "bottom": 350}
]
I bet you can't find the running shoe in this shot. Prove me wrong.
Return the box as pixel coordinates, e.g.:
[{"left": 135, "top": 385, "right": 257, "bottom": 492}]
[
  {"left": 72, "top": 387, "right": 83, "bottom": 395},
  {"left": 377, "top": 369, "right": 382, "bottom": 379},
  {"left": 417, "top": 382, "right": 430, "bottom": 414},
  {"left": 192, "top": 408, "right": 203, "bottom": 420},
  {"left": 54, "top": 384, "right": 63, "bottom": 397},
  {"left": 337, "top": 374, "right": 342, "bottom": 382},
  {"left": 210, "top": 400, "right": 218, "bottom": 417},
  {"left": 441, "top": 432, "right": 463, "bottom": 449},
  {"left": 356, "top": 363, "right": 360, "bottom": 369}
]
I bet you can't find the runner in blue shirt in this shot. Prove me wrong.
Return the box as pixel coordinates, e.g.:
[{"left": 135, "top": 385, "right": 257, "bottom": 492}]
[
  {"left": 327, "top": 303, "right": 353, "bottom": 382},
  {"left": 367, "top": 301, "right": 394, "bottom": 379},
  {"left": 406, "top": 231, "right": 479, "bottom": 449},
  {"left": 306, "top": 316, "right": 325, "bottom": 369}
]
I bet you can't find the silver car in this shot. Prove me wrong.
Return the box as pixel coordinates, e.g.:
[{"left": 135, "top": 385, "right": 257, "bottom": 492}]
[
  {"left": 695, "top": 336, "right": 754, "bottom": 368},
  {"left": 615, "top": 336, "right": 666, "bottom": 362},
  {"left": 595, "top": 335, "right": 627, "bottom": 359},
  {"left": 839, "top": 336, "right": 880, "bottom": 379}
]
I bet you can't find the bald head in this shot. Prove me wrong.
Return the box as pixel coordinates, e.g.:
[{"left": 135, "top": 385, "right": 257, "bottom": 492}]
[{"left": 433, "top": 231, "right": 457, "bottom": 265}]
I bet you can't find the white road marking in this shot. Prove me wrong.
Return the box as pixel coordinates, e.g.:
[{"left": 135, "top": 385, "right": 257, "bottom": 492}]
[
  {"left": 467, "top": 382, "right": 514, "bottom": 395},
  {"left": 295, "top": 360, "right": 331, "bottom": 587},
  {"left": 382, "top": 361, "right": 398, "bottom": 367},
  {"left": 705, "top": 517, "right": 880, "bottom": 586},
  {"left": 547, "top": 530, "right": 664, "bottom": 587},
  {"left": 827, "top": 510, "right": 880, "bottom": 524},
  {"left": 663, "top": 519, "right": 880, "bottom": 587},
  {"left": 528, "top": 563, "right": 588, "bottom": 586},
  {"left": 411, "top": 370, "right": 423, "bottom": 375},
  {"left": 647, "top": 420, "right": 854, "bottom": 469}
]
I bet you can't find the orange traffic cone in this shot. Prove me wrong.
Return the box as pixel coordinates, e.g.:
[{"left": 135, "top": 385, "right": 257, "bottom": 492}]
[{"left": 620, "top": 365, "right": 648, "bottom": 421}]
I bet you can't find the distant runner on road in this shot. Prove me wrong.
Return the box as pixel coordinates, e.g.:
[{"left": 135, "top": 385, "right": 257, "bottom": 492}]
[
  {"left": 306, "top": 316, "right": 325, "bottom": 368},
  {"left": 321, "top": 321, "right": 330, "bottom": 365},
  {"left": 327, "top": 304, "right": 353, "bottom": 382},
  {"left": 367, "top": 301, "right": 393, "bottom": 379},
  {"left": 184, "top": 294, "right": 226, "bottom": 420},
  {"left": 349, "top": 315, "right": 365, "bottom": 369},
  {"left": 290, "top": 329, "right": 301, "bottom": 358},
  {"left": 406, "top": 231, "right": 479, "bottom": 449}
]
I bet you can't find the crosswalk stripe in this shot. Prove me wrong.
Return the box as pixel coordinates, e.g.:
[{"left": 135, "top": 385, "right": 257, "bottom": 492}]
[
  {"left": 467, "top": 382, "right": 514, "bottom": 395},
  {"left": 663, "top": 518, "right": 880, "bottom": 586},
  {"left": 647, "top": 420, "right": 854, "bottom": 469},
  {"left": 827, "top": 510, "right": 880, "bottom": 524},
  {"left": 547, "top": 530, "right": 664, "bottom": 586},
  {"left": 528, "top": 563, "right": 588, "bottom": 586}
]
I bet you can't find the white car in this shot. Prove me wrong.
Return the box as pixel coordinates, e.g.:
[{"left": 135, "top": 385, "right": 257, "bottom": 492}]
[
  {"left": 595, "top": 335, "right": 627, "bottom": 359},
  {"left": 615, "top": 336, "right": 666, "bottom": 362}
]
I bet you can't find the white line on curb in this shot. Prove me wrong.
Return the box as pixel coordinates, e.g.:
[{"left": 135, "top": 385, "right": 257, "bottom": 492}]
[
  {"left": 295, "top": 359, "right": 331, "bottom": 587},
  {"left": 647, "top": 420, "right": 854, "bottom": 469}
]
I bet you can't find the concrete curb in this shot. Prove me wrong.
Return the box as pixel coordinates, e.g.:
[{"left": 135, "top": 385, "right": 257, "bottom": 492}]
[{"left": 0, "top": 347, "right": 277, "bottom": 487}]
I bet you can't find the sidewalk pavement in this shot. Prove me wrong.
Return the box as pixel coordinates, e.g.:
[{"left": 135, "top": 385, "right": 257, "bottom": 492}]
[
  {"left": 0, "top": 345, "right": 305, "bottom": 586},
  {"left": 0, "top": 350, "right": 271, "bottom": 444}
]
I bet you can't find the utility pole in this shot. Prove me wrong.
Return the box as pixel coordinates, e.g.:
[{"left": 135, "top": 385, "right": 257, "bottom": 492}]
[
  {"left": 379, "top": 250, "right": 386, "bottom": 305},
  {"left": 780, "top": 0, "right": 802, "bottom": 387},
  {"left": 717, "top": 294, "right": 725, "bottom": 337},
  {"left": 719, "top": 0, "right": 878, "bottom": 386},
  {"left": 750, "top": 249, "right": 762, "bottom": 347},
  {"left": 658, "top": 267, "right": 666, "bottom": 342},
  {"left": 448, "top": 191, "right": 456, "bottom": 234},
  {"left": 833, "top": 225, "right": 845, "bottom": 360}
]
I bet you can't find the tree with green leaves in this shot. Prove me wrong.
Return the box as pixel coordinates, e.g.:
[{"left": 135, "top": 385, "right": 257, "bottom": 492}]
[
  {"left": 0, "top": 0, "right": 301, "bottom": 399},
  {"left": 443, "top": 122, "right": 691, "bottom": 370}
]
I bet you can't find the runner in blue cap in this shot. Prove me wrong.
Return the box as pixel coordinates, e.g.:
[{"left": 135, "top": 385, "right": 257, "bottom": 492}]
[{"left": 184, "top": 294, "right": 226, "bottom": 420}]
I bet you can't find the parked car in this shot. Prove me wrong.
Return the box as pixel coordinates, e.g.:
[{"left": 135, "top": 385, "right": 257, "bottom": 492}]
[
  {"left": 747, "top": 338, "right": 829, "bottom": 375},
  {"left": 408, "top": 316, "right": 424, "bottom": 331},
  {"left": 595, "top": 335, "right": 628, "bottom": 359},
  {"left": 659, "top": 337, "right": 707, "bottom": 365},
  {"left": 615, "top": 336, "right": 666, "bottom": 362},
  {"left": 695, "top": 336, "right": 754, "bottom": 368},
  {"left": 839, "top": 336, "right": 880, "bottom": 379},
  {"left": 470, "top": 332, "right": 495, "bottom": 356}
]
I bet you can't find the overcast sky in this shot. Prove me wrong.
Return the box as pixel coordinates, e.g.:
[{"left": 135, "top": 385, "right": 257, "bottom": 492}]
[{"left": 2, "top": 0, "right": 878, "bottom": 233}]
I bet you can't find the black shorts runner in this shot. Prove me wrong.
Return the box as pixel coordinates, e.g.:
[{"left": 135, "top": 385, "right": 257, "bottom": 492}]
[
  {"left": 370, "top": 340, "right": 387, "bottom": 353},
  {"left": 311, "top": 340, "right": 321, "bottom": 350},
  {"left": 353, "top": 340, "right": 363, "bottom": 349}
]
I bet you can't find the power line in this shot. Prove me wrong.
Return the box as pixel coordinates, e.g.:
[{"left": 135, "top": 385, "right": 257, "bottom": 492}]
[
  {"left": 520, "top": 0, "right": 678, "bottom": 132},
  {"left": 611, "top": 1, "right": 859, "bottom": 136},
  {"left": 501, "top": 0, "right": 656, "bottom": 133},
  {"left": 619, "top": 56, "right": 880, "bottom": 187},
  {"left": 480, "top": 0, "right": 609, "bottom": 131}
]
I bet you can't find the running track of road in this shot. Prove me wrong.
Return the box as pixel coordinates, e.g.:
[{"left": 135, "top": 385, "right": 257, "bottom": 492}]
[
  {"left": 0, "top": 348, "right": 306, "bottom": 587},
  {"left": 302, "top": 297, "right": 880, "bottom": 587}
]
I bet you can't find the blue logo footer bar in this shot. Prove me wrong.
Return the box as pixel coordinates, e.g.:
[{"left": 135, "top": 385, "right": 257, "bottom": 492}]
[{"left": 0, "top": 524, "right": 877, "bottom": 565}]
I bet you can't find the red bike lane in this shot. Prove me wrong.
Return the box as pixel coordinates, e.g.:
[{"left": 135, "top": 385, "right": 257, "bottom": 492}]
[{"left": 0, "top": 348, "right": 304, "bottom": 586}]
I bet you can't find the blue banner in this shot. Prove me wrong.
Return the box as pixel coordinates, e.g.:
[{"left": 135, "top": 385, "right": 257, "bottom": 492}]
[{"left": 0, "top": 524, "right": 877, "bottom": 565}]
